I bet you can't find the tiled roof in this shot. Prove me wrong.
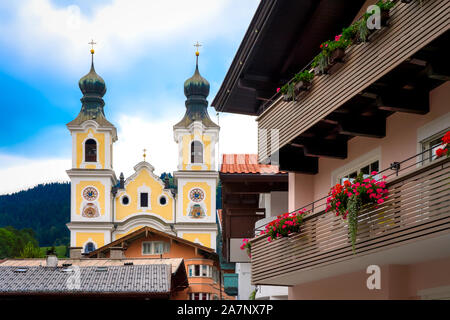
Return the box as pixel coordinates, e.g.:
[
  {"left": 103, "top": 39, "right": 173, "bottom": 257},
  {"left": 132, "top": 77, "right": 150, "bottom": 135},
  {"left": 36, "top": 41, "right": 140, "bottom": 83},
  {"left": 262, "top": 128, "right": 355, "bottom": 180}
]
[
  {"left": 0, "top": 258, "right": 183, "bottom": 274},
  {"left": 220, "top": 154, "right": 284, "bottom": 174},
  {"left": 0, "top": 264, "right": 171, "bottom": 295}
]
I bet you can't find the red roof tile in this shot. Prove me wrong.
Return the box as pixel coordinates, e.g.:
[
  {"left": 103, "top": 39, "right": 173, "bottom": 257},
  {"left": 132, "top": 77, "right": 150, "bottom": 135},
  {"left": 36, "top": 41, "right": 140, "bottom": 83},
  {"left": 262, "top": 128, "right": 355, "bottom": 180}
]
[{"left": 220, "top": 154, "right": 284, "bottom": 174}]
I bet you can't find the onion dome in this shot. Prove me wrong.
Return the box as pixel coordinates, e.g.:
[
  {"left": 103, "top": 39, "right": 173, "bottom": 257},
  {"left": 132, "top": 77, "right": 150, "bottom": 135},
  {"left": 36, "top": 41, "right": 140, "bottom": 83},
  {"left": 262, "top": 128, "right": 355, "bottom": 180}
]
[
  {"left": 184, "top": 53, "right": 210, "bottom": 98},
  {"left": 174, "top": 50, "right": 218, "bottom": 129},
  {"left": 79, "top": 60, "right": 106, "bottom": 97},
  {"left": 67, "top": 45, "right": 115, "bottom": 129}
]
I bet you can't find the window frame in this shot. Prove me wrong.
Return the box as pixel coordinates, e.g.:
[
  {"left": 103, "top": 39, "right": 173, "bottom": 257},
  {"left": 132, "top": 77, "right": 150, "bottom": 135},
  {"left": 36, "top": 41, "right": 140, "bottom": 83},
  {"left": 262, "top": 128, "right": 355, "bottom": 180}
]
[
  {"left": 190, "top": 140, "right": 204, "bottom": 164},
  {"left": 142, "top": 241, "right": 170, "bottom": 255},
  {"left": 84, "top": 138, "right": 98, "bottom": 163},
  {"left": 420, "top": 128, "right": 448, "bottom": 165}
]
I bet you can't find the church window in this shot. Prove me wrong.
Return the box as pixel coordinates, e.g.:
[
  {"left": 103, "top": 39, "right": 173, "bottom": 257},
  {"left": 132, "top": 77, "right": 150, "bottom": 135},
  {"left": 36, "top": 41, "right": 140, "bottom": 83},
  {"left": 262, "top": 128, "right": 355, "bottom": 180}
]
[
  {"left": 191, "top": 141, "right": 203, "bottom": 163},
  {"left": 84, "top": 242, "right": 96, "bottom": 253},
  {"left": 121, "top": 195, "right": 129, "bottom": 205},
  {"left": 85, "top": 139, "right": 97, "bottom": 162},
  {"left": 140, "top": 192, "right": 149, "bottom": 208},
  {"left": 159, "top": 195, "right": 167, "bottom": 206}
]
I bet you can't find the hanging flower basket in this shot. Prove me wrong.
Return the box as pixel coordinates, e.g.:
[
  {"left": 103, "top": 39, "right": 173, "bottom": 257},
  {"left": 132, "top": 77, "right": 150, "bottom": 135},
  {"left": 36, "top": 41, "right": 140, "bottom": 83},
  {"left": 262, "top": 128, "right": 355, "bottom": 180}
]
[{"left": 325, "top": 172, "right": 389, "bottom": 252}]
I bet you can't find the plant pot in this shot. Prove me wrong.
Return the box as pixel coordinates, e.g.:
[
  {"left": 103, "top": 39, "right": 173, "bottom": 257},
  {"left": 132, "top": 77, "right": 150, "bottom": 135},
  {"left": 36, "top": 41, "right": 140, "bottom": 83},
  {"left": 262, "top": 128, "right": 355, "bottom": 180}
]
[
  {"left": 294, "top": 80, "right": 311, "bottom": 95},
  {"left": 401, "top": 0, "right": 413, "bottom": 3},
  {"left": 329, "top": 48, "right": 346, "bottom": 64},
  {"left": 282, "top": 94, "right": 294, "bottom": 102}
]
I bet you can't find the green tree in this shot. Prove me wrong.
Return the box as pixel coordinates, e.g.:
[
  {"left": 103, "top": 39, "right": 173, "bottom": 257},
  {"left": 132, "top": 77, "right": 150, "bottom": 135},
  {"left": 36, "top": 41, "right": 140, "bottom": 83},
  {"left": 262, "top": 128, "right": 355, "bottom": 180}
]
[{"left": 19, "top": 241, "right": 42, "bottom": 258}]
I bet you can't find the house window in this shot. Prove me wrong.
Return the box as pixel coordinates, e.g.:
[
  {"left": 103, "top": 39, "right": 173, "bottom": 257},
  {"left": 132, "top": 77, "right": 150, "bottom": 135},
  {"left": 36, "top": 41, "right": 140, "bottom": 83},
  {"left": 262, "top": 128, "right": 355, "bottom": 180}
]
[
  {"left": 190, "top": 293, "right": 209, "bottom": 300},
  {"left": 188, "top": 264, "right": 212, "bottom": 278},
  {"left": 84, "top": 242, "right": 96, "bottom": 253},
  {"left": 85, "top": 139, "right": 97, "bottom": 162},
  {"left": 339, "top": 160, "right": 380, "bottom": 184},
  {"left": 191, "top": 141, "right": 203, "bottom": 163},
  {"left": 142, "top": 241, "right": 170, "bottom": 255},
  {"left": 421, "top": 129, "right": 448, "bottom": 164},
  {"left": 140, "top": 192, "right": 149, "bottom": 208}
]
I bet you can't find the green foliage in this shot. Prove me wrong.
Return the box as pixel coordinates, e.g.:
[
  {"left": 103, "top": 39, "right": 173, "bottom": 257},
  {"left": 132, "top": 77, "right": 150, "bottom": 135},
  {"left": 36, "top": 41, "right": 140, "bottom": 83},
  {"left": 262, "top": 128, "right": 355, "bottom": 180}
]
[
  {"left": 293, "top": 70, "right": 314, "bottom": 84},
  {"left": 311, "top": 53, "right": 328, "bottom": 74},
  {"left": 347, "top": 196, "right": 362, "bottom": 253},
  {"left": 249, "top": 288, "right": 257, "bottom": 300},
  {"left": 280, "top": 82, "right": 295, "bottom": 100},
  {"left": 20, "top": 241, "right": 42, "bottom": 258},
  {"left": 355, "top": 17, "right": 370, "bottom": 43},
  {"left": 0, "top": 226, "right": 40, "bottom": 258},
  {"left": 0, "top": 182, "right": 70, "bottom": 247},
  {"left": 40, "top": 245, "right": 67, "bottom": 258},
  {"left": 376, "top": 0, "right": 395, "bottom": 11}
]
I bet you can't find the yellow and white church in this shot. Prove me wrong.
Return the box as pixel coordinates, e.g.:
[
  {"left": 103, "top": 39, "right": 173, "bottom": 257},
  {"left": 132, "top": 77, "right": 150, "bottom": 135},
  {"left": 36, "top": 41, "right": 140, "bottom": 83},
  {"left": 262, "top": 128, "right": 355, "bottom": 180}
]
[{"left": 66, "top": 48, "right": 220, "bottom": 253}]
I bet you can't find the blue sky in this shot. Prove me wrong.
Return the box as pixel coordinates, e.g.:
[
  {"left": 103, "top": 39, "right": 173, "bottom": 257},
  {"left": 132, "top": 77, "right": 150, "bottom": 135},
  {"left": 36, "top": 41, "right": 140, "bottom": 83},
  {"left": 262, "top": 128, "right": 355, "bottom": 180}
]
[{"left": 0, "top": 0, "right": 259, "bottom": 194}]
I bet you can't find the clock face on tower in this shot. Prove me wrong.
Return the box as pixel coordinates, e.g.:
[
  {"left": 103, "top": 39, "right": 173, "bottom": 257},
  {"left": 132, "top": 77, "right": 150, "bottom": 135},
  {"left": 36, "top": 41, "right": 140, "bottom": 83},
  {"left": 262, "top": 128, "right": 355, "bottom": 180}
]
[
  {"left": 189, "top": 188, "right": 204, "bottom": 202},
  {"left": 83, "top": 187, "right": 98, "bottom": 201}
]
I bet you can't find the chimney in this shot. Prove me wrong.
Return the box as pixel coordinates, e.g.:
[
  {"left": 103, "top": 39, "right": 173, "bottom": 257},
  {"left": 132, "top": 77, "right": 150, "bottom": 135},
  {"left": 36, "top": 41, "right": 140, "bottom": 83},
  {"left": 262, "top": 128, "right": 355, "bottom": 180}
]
[
  {"left": 46, "top": 255, "right": 58, "bottom": 267},
  {"left": 110, "top": 247, "right": 125, "bottom": 260},
  {"left": 69, "top": 247, "right": 82, "bottom": 259}
]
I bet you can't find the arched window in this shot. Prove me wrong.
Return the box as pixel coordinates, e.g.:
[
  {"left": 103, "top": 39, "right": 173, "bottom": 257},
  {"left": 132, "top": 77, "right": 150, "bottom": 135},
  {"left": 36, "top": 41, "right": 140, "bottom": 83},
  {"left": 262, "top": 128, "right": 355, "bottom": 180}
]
[
  {"left": 191, "top": 141, "right": 203, "bottom": 163},
  {"left": 85, "top": 139, "right": 97, "bottom": 162},
  {"left": 84, "top": 242, "right": 96, "bottom": 253}
]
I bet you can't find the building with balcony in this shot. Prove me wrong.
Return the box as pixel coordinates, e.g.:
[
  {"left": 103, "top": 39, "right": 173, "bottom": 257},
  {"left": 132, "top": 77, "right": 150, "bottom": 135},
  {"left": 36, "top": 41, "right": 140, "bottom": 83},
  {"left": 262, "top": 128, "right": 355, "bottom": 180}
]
[
  {"left": 219, "top": 154, "right": 289, "bottom": 299},
  {"left": 213, "top": 0, "right": 450, "bottom": 299}
]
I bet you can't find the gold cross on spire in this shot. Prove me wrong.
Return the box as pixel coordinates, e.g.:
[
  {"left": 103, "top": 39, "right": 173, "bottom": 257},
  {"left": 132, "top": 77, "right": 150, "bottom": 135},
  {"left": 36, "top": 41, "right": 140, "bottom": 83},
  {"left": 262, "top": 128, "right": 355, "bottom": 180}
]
[
  {"left": 88, "top": 39, "right": 97, "bottom": 54},
  {"left": 143, "top": 149, "right": 147, "bottom": 162},
  {"left": 194, "top": 41, "right": 202, "bottom": 56}
]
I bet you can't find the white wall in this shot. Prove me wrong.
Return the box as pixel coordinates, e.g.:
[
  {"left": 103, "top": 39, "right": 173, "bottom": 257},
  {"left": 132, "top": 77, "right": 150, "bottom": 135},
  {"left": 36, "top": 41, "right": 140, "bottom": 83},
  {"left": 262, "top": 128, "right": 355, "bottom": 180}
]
[{"left": 236, "top": 263, "right": 254, "bottom": 300}]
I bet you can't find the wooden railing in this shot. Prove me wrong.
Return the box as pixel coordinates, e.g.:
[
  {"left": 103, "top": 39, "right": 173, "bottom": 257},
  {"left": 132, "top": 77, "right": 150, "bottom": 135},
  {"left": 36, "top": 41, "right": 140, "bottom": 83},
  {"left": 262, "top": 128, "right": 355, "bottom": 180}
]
[
  {"left": 250, "top": 157, "right": 450, "bottom": 285},
  {"left": 257, "top": 0, "right": 450, "bottom": 161}
]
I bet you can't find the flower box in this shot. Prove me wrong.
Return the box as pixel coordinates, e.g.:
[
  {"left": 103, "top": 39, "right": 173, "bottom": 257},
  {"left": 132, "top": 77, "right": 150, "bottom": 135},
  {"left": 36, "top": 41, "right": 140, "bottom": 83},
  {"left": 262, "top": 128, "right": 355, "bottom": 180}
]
[{"left": 294, "top": 80, "right": 312, "bottom": 95}]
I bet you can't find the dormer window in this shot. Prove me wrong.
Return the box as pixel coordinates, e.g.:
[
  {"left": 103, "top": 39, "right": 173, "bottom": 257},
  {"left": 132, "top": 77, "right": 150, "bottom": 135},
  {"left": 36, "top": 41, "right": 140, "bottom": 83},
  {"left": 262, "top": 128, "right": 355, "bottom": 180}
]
[
  {"left": 191, "top": 141, "right": 203, "bottom": 163},
  {"left": 85, "top": 139, "right": 97, "bottom": 162}
]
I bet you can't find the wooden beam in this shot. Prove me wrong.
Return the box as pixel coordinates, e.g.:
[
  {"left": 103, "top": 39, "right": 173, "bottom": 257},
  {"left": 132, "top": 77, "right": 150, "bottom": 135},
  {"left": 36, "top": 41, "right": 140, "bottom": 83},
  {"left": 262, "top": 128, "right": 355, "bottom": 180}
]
[
  {"left": 292, "top": 137, "right": 348, "bottom": 159},
  {"left": 278, "top": 145, "right": 318, "bottom": 174},
  {"left": 377, "top": 89, "right": 429, "bottom": 114},
  {"left": 426, "top": 61, "right": 450, "bottom": 81},
  {"left": 337, "top": 115, "right": 386, "bottom": 138}
]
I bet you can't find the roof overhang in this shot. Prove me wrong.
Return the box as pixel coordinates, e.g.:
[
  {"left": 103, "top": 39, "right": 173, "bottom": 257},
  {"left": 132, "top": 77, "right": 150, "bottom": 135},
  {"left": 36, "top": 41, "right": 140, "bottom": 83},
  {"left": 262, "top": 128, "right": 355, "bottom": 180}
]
[{"left": 212, "top": 0, "right": 367, "bottom": 115}]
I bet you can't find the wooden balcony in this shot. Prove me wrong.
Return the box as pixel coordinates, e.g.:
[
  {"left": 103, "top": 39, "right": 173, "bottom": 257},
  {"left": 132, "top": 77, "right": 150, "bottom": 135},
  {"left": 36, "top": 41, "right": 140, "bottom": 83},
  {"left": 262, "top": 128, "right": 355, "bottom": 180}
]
[
  {"left": 250, "top": 157, "right": 450, "bottom": 286},
  {"left": 257, "top": 0, "right": 450, "bottom": 170}
]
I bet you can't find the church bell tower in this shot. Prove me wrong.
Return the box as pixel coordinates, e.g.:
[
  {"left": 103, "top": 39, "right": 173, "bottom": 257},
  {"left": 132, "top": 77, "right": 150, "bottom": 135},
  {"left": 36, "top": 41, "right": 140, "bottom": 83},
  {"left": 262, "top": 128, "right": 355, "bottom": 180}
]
[
  {"left": 66, "top": 42, "right": 117, "bottom": 253},
  {"left": 173, "top": 46, "right": 219, "bottom": 250}
]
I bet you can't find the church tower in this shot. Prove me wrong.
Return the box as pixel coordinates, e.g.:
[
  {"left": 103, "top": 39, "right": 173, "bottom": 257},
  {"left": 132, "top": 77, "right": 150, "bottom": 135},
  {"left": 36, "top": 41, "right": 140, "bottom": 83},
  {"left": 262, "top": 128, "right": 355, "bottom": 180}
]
[
  {"left": 66, "top": 44, "right": 117, "bottom": 253},
  {"left": 173, "top": 49, "right": 219, "bottom": 250}
]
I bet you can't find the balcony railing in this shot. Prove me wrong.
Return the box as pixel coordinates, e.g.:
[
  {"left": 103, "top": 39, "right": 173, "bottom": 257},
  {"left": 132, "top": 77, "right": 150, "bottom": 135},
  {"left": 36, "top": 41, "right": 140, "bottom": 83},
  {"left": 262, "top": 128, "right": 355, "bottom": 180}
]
[{"left": 250, "top": 156, "right": 450, "bottom": 286}]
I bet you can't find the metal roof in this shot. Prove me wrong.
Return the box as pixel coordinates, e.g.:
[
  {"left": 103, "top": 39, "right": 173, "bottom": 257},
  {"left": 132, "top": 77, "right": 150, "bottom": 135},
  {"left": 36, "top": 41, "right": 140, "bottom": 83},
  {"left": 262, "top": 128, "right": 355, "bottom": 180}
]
[{"left": 0, "top": 264, "right": 171, "bottom": 295}]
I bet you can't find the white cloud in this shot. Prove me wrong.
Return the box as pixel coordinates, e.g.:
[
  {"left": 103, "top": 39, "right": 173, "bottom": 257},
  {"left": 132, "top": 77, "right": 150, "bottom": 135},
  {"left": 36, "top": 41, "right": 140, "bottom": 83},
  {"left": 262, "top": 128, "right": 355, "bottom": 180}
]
[
  {"left": 0, "top": 0, "right": 258, "bottom": 75},
  {"left": 0, "top": 154, "right": 70, "bottom": 195},
  {"left": 0, "top": 112, "right": 257, "bottom": 194}
]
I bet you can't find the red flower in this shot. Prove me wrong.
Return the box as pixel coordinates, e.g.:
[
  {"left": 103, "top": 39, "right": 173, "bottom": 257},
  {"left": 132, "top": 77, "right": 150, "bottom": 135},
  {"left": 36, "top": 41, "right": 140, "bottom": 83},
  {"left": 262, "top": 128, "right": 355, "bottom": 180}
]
[
  {"left": 442, "top": 131, "right": 450, "bottom": 144},
  {"left": 436, "top": 148, "right": 447, "bottom": 158},
  {"left": 276, "top": 87, "right": 281, "bottom": 93}
]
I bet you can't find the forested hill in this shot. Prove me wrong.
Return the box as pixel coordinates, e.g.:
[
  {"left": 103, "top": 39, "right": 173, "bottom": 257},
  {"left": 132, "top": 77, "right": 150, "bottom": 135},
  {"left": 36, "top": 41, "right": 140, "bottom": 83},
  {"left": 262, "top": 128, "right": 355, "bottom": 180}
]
[
  {"left": 0, "top": 183, "right": 70, "bottom": 246},
  {"left": 0, "top": 173, "right": 221, "bottom": 248}
]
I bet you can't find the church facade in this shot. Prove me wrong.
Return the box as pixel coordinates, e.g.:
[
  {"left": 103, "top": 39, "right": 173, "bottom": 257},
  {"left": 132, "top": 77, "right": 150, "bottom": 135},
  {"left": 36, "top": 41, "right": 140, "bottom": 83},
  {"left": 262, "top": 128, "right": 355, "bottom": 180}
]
[{"left": 66, "top": 49, "right": 219, "bottom": 253}]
